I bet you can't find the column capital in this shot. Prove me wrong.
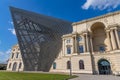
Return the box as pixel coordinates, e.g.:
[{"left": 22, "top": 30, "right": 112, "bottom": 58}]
[
  {"left": 110, "top": 27, "right": 117, "bottom": 30},
  {"left": 114, "top": 27, "right": 118, "bottom": 30},
  {"left": 110, "top": 28, "right": 114, "bottom": 31},
  {"left": 105, "top": 29, "right": 110, "bottom": 33}
]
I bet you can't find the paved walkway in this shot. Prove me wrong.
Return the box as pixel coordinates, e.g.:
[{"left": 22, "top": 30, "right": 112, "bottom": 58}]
[{"left": 70, "top": 74, "right": 120, "bottom": 80}]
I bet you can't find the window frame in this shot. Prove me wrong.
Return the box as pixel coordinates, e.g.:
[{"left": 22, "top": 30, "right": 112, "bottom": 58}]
[
  {"left": 67, "top": 47, "right": 71, "bottom": 54},
  {"left": 79, "top": 45, "right": 84, "bottom": 53},
  {"left": 53, "top": 62, "right": 56, "bottom": 69},
  {"left": 67, "top": 61, "right": 71, "bottom": 69},
  {"left": 79, "top": 60, "right": 85, "bottom": 69},
  {"left": 16, "top": 53, "right": 19, "bottom": 58},
  {"left": 66, "top": 39, "right": 71, "bottom": 43}
]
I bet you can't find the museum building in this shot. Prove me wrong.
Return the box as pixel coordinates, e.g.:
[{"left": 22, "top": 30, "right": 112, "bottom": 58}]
[
  {"left": 52, "top": 11, "right": 120, "bottom": 75},
  {"left": 7, "top": 44, "right": 24, "bottom": 71},
  {"left": 7, "top": 7, "right": 120, "bottom": 75}
]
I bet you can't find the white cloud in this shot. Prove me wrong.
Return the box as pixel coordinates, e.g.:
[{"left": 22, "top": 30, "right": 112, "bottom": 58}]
[
  {"left": 8, "top": 28, "right": 16, "bottom": 35},
  {"left": 8, "top": 21, "right": 13, "bottom": 25},
  {"left": 8, "top": 21, "right": 16, "bottom": 35},
  {"left": 82, "top": 0, "right": 120, "bottom": 10},
  {"left": 0, "top": 49, "right": 11, "bottom": 63}
]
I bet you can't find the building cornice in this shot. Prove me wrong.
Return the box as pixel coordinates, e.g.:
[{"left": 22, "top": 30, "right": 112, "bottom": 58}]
[
  {"left": 62, "top": 30, "right": 89, "bottom": 38},
  {"left": 72, "top": 11, "right": 120, "bottom": 26}
]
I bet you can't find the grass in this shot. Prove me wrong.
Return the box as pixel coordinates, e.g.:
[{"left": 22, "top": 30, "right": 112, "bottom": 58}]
[{"left": 0, "top": 72, "right": 77, "bottom": 80}]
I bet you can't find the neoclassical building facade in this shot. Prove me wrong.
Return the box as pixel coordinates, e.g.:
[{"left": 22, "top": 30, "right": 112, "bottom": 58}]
[
  {"left": 50, "top": 11, "right": 120, "bottom": 75},
  {"left": 7, "top": 44, "right": 24, "bottom": 71},
  {"left": 8, "top": 7, "right": 120, "bottom": 75}
]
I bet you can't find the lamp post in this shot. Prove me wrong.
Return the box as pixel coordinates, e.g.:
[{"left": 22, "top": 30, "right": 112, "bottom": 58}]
[{"left": 69, "top": 56, "right": 72, "bottom": 77}]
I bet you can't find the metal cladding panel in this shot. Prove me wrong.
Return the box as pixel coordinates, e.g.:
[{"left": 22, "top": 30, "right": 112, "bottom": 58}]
[{"left": 10, "top": 7, "right": 72, "bottom": 71}]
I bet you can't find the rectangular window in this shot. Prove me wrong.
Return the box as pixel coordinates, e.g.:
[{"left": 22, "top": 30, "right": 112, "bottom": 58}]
[
  {"left": 53, "top": 62, "right": 56, "bottom": 69},
  {"left": 79, "top": 45, "right": 84, "bottom": 53},
  {"left": 66, "top": 39, "right": 71, "bottom": 43},
  {"left": 67, "top": 47, "right": 71, "bottom": 54}
]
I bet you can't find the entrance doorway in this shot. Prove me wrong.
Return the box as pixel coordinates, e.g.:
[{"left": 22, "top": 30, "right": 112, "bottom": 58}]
[
  {"left": 98, "top": 59, "right": 111, "bottom": 75},
  {"left": 12, "top": 62, "right": 17, "bottom": 71}
]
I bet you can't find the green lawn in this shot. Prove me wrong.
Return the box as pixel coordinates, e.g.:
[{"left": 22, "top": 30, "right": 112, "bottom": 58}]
[{"left": 0, "top": 72, "right": 76, "bottom": 80}]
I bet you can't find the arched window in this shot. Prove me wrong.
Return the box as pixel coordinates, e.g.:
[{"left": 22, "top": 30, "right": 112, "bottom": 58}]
[
  {"left": 79, "top": 60, "right": 84, "bottom": 69},
  {"left": 11, "top": 53, "right": 14, "bottom": 59},
  {"left": 19, "top": 62, "right": 22, "bottom": 69},
  {"left": 12, "top": 62, "right": 17, "bottom": 71},
  {"left": 9, "top": 63, "right": 11, "bottom": 68},
  {"left": 53, "top": 62, "right": 56, "bottom": 69},
  {"left": 67, "top": 61, "right": 71, "bottom": 69},
  {"left": 16, "top": 53, "right": 19, "bottom": 58}
]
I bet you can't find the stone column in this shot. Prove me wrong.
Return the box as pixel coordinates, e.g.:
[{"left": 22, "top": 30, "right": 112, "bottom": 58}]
[
  {"left": 110, "top": 29, "right": 117, "bottom": 50},
  {"left": 90, "top": 34, "right": 93, "bottom": 52},
  {"left": 115, "top": 28, "right": 120, "bottom": 49},
  {"left": 83, "top": 34, "right": 86, "bottom": 52},
  {"left": 74, "top": 35, "right": 78, "bottom": 53},
  {"left": 86, "top": 33, "right": 90, "bottom": 52},
  {"left": 106, "top": 31, "right": 112, "bottom": 51},
  {"left": 72, "top": 36, "right": 75, "bottom": 53},
  {"left": 62, "top": 38, "right": 65, "bottom": 56}
]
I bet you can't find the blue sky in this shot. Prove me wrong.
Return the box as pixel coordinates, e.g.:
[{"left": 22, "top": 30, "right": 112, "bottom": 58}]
[{"left": 0, "top": 0, "right": 120, "bottom": 63}]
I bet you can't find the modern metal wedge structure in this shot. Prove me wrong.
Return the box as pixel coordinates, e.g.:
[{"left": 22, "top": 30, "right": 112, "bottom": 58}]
[
  {"left": 8, "top": 7, "right": 120, "bottom": 75},
  {"left": 10, "top": 7, "right": 72, "bottom": 71}
]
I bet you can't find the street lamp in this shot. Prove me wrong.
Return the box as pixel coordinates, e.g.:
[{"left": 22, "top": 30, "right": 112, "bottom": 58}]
[{"left": 69, "top": 56, "right": 72, "bottom": 77}]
